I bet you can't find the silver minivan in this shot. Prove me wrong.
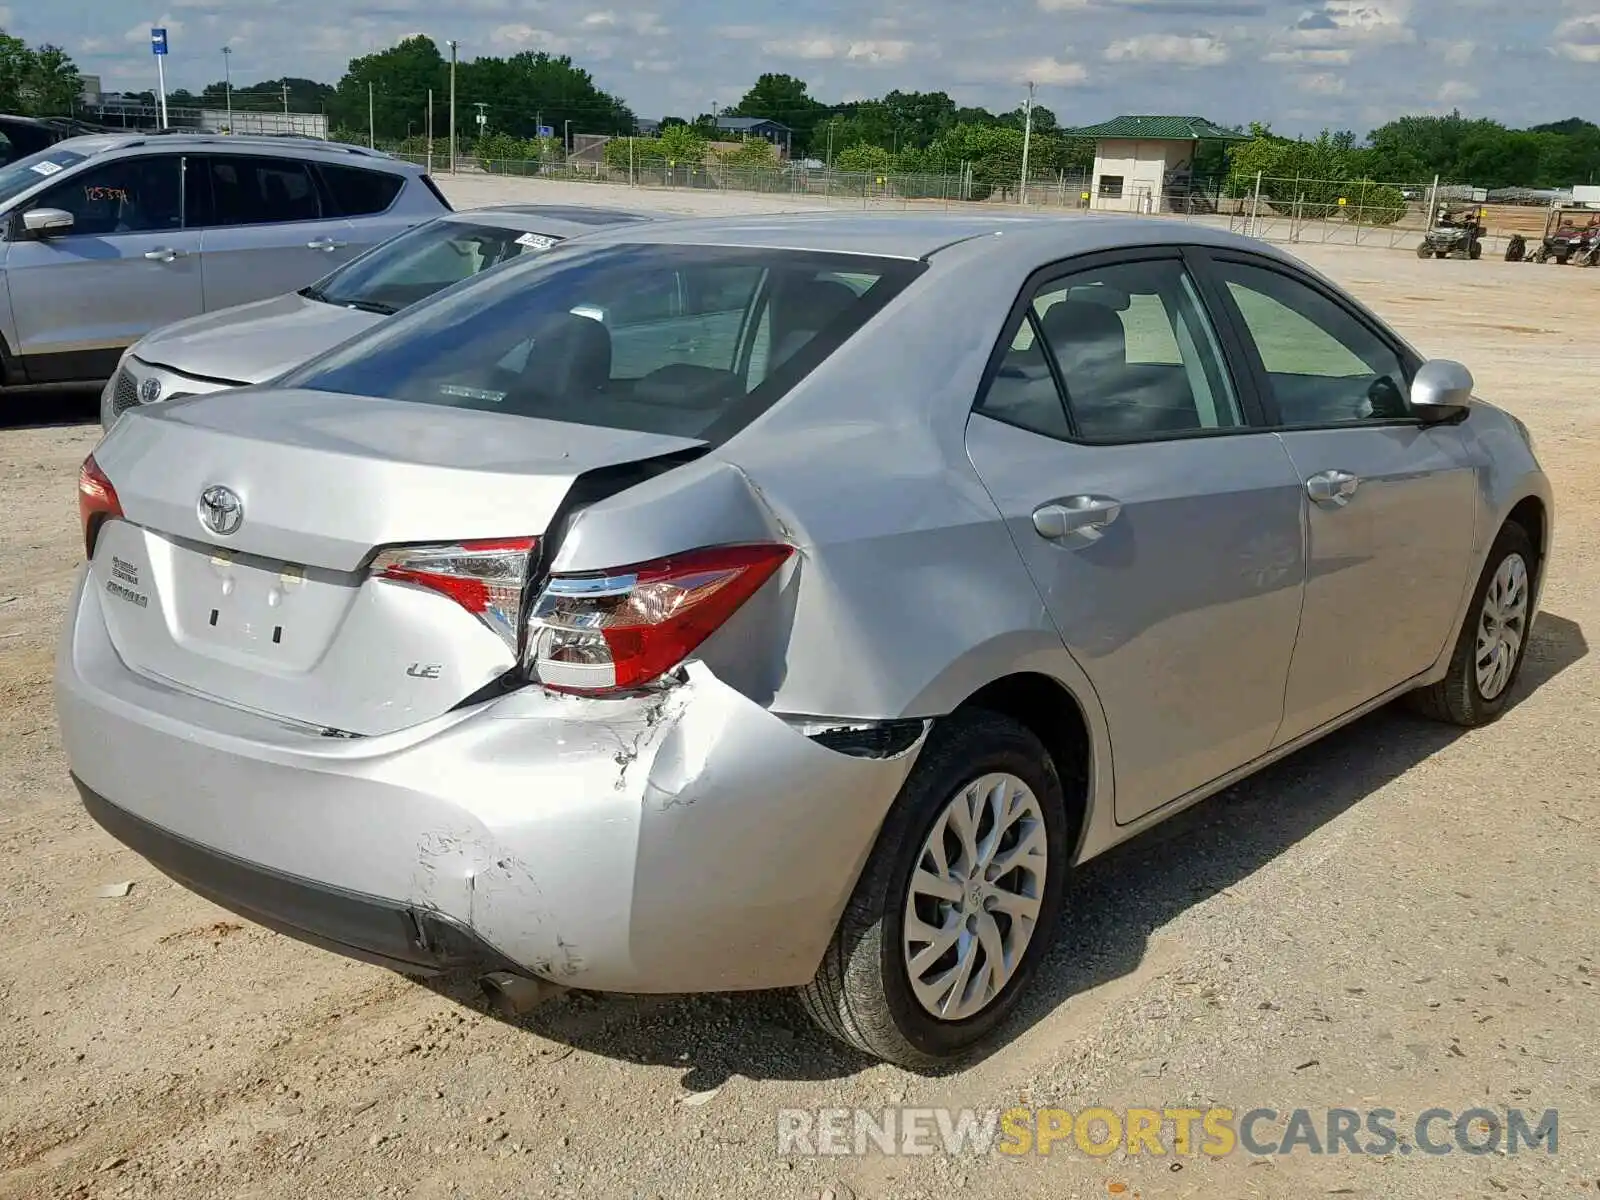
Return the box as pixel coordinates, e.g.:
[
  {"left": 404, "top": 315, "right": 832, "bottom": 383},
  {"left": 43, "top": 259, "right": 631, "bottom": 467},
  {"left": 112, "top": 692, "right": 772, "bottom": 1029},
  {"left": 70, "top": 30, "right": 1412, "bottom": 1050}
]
[{"left": 0, "top": 132, "right": 448, "bottom": 388}]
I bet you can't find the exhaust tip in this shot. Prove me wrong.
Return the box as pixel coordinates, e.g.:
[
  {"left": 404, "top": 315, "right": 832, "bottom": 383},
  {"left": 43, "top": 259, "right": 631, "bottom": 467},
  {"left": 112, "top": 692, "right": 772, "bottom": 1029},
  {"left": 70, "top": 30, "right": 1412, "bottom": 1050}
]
[{"left": 480, "top": 970, "right": 562, "bottom": 1019}]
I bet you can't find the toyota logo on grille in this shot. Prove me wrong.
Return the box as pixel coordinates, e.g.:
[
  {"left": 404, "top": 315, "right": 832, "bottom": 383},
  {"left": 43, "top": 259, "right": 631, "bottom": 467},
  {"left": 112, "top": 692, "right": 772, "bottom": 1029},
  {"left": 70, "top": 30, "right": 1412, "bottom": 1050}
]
[
  {"left": 198, "top": 485, "right": 244, "bottom": 536},
  {"left": 138, "top": 377, "right": 162, "bottom": 405}
]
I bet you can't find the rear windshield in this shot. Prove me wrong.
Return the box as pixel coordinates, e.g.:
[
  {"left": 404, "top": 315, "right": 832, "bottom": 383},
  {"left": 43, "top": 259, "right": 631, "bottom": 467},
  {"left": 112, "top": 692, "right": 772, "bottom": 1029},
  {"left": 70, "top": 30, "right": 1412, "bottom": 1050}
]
[
  {"left": 0, "top": 147, "right": 88, "bottom": 208},
  {"left": 302, "top": 217, "right": 564, "bottom": 315},
  {"left": 281, "top": 243, "right": 922, "bottom": 443}
]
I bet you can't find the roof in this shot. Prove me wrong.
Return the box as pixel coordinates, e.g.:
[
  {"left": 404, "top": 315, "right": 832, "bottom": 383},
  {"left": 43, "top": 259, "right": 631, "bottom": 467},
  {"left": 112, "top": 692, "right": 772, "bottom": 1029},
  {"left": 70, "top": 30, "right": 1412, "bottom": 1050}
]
[
  {"left": 544, "top": 209, "right": 1293, "bottom": 266},
  {"left": 454, "top": 204, "right": 658, "bottom": 236},
  {"left": 48, "top": 130, "right": 419, "bottom": 167},
  {"left": 1062, "top": 115, "right": 1247, "bottom": 142},
  {"left": 716, "top": 116, "right": 791, "bottom": 133}
]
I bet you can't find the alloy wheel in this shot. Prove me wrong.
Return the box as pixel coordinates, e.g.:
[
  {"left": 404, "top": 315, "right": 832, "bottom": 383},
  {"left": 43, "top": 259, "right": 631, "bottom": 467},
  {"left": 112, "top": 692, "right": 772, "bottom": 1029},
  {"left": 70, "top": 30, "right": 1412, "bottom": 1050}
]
[
  {"left": 1475, "top": 553, "right": 1529, "bottom": 701},
  {"left": 902, "top": 772, "right": 1048, "bottom": 1021}
]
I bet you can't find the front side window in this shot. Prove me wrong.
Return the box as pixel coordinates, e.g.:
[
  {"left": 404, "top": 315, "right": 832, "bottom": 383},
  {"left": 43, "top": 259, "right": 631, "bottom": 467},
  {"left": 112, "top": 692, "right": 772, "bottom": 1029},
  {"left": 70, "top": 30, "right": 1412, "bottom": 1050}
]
[
  {"left": 978, "top": 257, "right": 1244, "bottom": 441},
  {"left": 201, "top": 155, "right": 323, "bottom": 227},
  {"left": 32, "top": 155, "right": 181, "bottom": 236},
  {"left": 280, "top": 243, "right": 920, "bottom": 443},
  {"left": 304, "top": 219, "right": 561, "bottom": 315},
  {"left": 1212, "top": 259, "right": 1410, "bottom": 426}
]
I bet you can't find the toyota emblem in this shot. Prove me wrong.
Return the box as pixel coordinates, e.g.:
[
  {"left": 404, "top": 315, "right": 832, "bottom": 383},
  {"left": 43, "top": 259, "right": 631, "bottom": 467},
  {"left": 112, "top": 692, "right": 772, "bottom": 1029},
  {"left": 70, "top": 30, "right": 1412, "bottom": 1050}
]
[
  {"left": 198, "top": 485, "right": 244, "bottom": 536},
  {"left": 138, "top": 377, "right": 162, "bottom": 405}
]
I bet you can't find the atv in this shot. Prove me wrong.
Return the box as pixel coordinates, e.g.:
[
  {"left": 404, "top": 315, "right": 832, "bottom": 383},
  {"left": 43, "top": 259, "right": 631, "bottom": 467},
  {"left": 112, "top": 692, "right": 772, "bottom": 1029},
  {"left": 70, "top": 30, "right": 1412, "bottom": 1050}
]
[
  {"left": 1416, "top": 205, "right": 1485, "bottom": 260},
  {"left": 1525, "top": 205, "right": 1600, "bottom": 265}
]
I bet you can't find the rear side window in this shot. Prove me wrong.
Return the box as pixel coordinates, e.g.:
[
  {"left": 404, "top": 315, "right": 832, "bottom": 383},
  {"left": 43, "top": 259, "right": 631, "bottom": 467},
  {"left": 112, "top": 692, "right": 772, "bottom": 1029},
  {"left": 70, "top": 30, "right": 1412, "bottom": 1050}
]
[
  {"left": 280, "top": 244, "right": 922, "bottom": 443},
  {"left": 199, "top": 155, "right": 323, "bottom": 226},
  {"left": 319, "top": 164, "right": 403, "bottom": 216}
]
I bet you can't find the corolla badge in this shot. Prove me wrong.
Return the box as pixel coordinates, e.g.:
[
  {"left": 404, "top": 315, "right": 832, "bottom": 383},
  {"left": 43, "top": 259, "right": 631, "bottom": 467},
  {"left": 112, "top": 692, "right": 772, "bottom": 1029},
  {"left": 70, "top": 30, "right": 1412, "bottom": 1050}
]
[
  {"left": 198, "top": 485, "right": 244, "bottom": 536},
  {"left": 138, "top": 377, "right": 162, "bottom": 405}
]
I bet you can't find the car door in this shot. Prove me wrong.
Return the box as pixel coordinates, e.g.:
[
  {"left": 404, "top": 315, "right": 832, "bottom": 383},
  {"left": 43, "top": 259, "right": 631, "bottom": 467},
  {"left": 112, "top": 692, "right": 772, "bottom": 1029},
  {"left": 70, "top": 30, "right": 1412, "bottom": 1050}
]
[
  {"left": 3, "top": 153, "right": 200, "bottom": 378},
  {"left": 190, "top": 154, "right": 359, "bottom": 311},
  {"left": 964, "top": 250, "right": 1308, "bottom": 824},
  {"left": 1194, "top": 251, "right": 1478, "bottom": 744}
]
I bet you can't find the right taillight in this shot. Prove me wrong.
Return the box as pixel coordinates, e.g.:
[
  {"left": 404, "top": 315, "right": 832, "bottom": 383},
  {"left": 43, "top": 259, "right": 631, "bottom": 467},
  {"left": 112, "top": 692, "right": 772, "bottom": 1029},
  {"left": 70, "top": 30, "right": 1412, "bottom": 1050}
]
[
  {"left": 78, "top": 454, "right": 124, "bottom": 560},
  {"left": 527, "top": 543, "right": 794, "bottom": 694}
]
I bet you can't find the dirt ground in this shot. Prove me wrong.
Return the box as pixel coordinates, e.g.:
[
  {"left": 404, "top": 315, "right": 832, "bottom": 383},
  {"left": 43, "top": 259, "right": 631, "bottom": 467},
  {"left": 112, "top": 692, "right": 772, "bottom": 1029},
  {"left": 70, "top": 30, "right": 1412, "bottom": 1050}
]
[{"left": 1, "top": 184, "right": 1596, "bottom": 1200}]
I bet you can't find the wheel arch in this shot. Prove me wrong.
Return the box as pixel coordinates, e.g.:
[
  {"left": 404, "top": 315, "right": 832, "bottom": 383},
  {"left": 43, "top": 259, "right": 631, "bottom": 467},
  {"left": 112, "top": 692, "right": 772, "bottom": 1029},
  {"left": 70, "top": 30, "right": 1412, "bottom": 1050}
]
[{"left": 953, "top": 671, "right": 1096, "bottom": 862}]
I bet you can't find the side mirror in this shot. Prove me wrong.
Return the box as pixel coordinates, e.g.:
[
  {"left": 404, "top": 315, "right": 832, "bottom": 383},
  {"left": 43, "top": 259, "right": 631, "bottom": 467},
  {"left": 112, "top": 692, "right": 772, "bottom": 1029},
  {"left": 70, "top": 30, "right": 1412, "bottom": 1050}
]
[
  {"left": 1411, "top": 358, "right": 1473, "bottom": 422},
  {"left": 22, "top": 208, "right": 74, "bottom": 237}
]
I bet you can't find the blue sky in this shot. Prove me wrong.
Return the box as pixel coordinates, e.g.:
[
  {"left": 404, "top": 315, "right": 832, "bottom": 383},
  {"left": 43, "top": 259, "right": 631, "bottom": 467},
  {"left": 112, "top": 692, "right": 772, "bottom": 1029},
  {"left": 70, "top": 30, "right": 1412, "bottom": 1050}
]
[{"left": 11, "top": 0, "right": 1600, "bottom": 135}]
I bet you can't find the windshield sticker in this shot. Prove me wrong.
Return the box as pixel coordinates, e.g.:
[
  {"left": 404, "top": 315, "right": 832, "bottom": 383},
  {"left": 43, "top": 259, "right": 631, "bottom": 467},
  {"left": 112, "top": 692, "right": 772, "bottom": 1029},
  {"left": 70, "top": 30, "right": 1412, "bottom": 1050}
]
[
  {"left": 439, "top": 384, "right": 507, "bottom": 403},
  {"left": 515, "top": 232, "right": 557, "bottom": 251},
  {"left": 29, "top": 160, "right": 65, "bottom": 177}
]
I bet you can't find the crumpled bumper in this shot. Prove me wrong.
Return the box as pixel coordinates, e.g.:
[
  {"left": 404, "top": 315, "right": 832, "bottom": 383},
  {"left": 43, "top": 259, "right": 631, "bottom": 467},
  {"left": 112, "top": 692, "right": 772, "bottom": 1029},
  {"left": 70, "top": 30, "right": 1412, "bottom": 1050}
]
[{"left": 55, "top": 566, "right": 926, "bottom": 992}]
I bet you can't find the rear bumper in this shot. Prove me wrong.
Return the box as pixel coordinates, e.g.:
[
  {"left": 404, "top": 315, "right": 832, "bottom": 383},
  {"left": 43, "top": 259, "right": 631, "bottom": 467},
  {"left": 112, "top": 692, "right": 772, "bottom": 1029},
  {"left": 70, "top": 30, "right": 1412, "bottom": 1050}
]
[
  {"left": 76, "top": 777, "right": 520, "bottom": 978},
  {"left": 56, "top": 566, "right": 924, "bottom": 992}
]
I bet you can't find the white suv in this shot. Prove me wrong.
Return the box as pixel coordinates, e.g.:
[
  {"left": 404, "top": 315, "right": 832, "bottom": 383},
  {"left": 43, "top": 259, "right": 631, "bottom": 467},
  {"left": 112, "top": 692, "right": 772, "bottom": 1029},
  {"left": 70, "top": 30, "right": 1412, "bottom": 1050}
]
[{"left": 0, "top": 132, "right": 449, "bottom": 388}]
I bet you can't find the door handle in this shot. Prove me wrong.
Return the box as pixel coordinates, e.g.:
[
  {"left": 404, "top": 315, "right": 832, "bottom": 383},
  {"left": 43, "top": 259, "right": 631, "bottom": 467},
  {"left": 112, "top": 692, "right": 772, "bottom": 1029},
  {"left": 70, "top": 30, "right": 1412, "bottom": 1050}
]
[
  {"left": 307, "top": 238, "right": 348, "bottom": 251},
  {"left": 1032, "top": 496, "right": 1122, "bottom": 541},
  {"left": 143, "top": 248, "right": 187, "bottom": 262},
  {"left": 1306, "top": 469, "right": 1361, "bottom": 507}
]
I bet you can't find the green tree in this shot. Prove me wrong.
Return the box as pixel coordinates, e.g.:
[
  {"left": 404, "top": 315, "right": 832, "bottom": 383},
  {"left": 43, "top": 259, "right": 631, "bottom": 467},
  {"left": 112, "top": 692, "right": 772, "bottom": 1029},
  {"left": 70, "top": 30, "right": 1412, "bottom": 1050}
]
[
  {"left": 330, "top": 35, "right": 446, "bottom": 140},
  {"left": 835, "top": 141, "right": 891, "bottom": 174},
  {"left": 23, "top": 45, "right": 83, "bottom": 115},
  {"left": 457, "top": 51, "right": 633, "bottom": 141},
  {"left": 733, "top": 73, "right": 825, "bottom": 152}
]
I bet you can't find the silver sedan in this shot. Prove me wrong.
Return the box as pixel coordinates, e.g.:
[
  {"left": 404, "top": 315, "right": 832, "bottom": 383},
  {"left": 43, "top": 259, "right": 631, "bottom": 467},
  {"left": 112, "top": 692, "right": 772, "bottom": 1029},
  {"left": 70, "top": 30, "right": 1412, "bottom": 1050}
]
[{"left": 58, "top": 212, "right": 1552, "bottom": 1068}]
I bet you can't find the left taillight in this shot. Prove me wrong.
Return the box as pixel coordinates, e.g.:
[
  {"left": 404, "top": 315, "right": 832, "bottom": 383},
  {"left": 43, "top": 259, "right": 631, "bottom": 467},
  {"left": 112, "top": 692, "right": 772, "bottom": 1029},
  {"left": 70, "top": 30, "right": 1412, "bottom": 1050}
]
[
  {"left": 78, "top": 454, "right": 123, "bottom": 560},
  {"left": 369, "top": 537, "right": 538, "bottom": 655}
]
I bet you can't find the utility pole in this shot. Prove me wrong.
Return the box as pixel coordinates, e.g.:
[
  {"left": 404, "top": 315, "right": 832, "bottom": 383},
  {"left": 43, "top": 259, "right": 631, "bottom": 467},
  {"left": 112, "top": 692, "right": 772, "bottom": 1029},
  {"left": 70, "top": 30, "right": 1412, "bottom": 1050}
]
[
  {"left": 426, "top": 87, "right": 433, "bottom": 171},
  {"left": 1019, "top": 80, "right": 1036, "bottom": 206},
  {"left": 448, "top": 39, "right": 458, "bottom": 173},
  {"left": 281, "top": 82, "right": 289, "bottom": 114},
  {"left": 221, "top": 46, "right": 232, "bottom": 132},
  {"left": 368, "top": 82, "right": 375, "bottom": 147}
]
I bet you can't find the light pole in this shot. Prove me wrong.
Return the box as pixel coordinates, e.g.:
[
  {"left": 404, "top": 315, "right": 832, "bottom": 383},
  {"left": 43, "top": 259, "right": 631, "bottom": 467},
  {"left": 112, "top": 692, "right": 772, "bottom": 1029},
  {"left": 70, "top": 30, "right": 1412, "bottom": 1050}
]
[
  {"left": 447, "top": 39, "right": 458, "bottom": 174},
  {"left": 221, "top": 46, "right": 232, "bottom": 132},
  {"left": 1019, "top": 80, "right": 1036, "bottom": 206},
  {"left": 563, "top": 118, "right": 572, "bottom": 155}
]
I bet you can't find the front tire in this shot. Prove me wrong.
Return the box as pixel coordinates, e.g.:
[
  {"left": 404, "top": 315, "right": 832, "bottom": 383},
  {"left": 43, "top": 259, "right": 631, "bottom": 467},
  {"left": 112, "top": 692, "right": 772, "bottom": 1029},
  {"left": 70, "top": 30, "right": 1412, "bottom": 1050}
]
[
  {"left": 798, "top": 711, "right": 1070, "bottom": 1069},
  {"left": 1409, "top": 523, "right": 1536, "bottom": 727}
]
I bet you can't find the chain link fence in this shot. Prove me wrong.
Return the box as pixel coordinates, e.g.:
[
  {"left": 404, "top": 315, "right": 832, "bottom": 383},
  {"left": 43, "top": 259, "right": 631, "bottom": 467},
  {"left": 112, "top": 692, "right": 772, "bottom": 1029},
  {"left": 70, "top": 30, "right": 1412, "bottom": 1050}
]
[{"left": 388, "top": 147, "right": 1564, "bottom": 259}]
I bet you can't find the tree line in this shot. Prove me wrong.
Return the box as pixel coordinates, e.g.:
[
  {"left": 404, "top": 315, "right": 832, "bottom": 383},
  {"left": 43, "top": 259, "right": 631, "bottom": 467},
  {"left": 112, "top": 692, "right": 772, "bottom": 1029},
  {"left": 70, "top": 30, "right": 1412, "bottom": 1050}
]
[{"left": 9, "top": 25, "right": 1600, "bottom": 192}]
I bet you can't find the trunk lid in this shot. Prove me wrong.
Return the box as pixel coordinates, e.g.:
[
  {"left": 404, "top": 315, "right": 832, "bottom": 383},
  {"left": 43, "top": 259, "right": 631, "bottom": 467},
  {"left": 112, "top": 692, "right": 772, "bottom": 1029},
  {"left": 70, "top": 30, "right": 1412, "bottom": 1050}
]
[{"left": 90, "top": 389, "right": 705, "bottom": 735}]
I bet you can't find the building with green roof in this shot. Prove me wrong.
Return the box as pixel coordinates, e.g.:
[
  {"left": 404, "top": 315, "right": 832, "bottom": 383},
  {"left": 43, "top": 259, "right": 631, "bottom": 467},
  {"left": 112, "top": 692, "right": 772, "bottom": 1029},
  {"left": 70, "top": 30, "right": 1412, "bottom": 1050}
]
[{"left": 1060, "top": 115, "right": 1247, "bottom": 214}]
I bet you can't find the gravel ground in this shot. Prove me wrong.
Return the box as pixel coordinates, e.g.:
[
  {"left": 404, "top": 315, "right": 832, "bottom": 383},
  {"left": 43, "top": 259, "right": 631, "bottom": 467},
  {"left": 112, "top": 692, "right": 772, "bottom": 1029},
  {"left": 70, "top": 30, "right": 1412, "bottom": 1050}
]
[{"left": 0, "top": 182, "right": 1595, "bottom": 1200}]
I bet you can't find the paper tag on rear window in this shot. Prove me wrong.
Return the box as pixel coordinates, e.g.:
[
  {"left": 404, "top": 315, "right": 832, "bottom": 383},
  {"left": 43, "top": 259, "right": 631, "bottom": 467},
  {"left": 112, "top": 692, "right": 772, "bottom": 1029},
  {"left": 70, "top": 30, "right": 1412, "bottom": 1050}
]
[
  {"left": 30, "top": 160, "right": 64, "bottom": 177},
  {"left": 515, "top": 232, "right": 557, "bottom": 251}
]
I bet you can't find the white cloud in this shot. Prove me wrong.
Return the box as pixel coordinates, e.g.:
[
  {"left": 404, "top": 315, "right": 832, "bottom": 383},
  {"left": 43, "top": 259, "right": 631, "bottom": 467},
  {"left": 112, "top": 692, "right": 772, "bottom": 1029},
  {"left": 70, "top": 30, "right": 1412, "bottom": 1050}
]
[
  {"left": 1282, "top": 1, "right": 1414, "bottom": 50},
  {"left": 490, "top": 25, "right": 573, "bottom": 52},
  {"left": 713, "top": 24, "right": 764, "bottom": 40},
  {"left": 1438, "top": 39, "right": 1475, "bottom": 66},
  {"left": 1104, "top": 33, "right": 1229, "bottom": 66},
  {"left": 1037, "top": 0, "right": 1091, "bottom": 9},
  {"left": 1437, "top": 79, "right": 1478, "bottom": 102},
  {"left": 1555, "top": 14, "right": 1600, "bottom": 61},
  {"left": 582, "top": 12, "right": 617, "bottom": 27},
  {"left": 845, "top": 39, "right": 913, "bottom": 64},
  {"left": 758, "top": 35, "right": 913, "bottom": 64},
  {"left": 1021, "top": 55, "right": 1089, "bottom": 85},
  {"left": 1302, "top": 71, "right": 1346, "bottom": 94},
  {"left": 123, "top": 14, "right": 184, "bottom": 45},
  {"left": 1265, "top": 47, "right": 1353, "bottom": 63}
]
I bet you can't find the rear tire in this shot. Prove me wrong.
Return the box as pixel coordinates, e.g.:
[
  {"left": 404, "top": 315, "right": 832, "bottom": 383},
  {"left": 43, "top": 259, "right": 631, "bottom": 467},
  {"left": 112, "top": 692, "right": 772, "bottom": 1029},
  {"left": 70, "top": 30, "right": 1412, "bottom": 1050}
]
[
  {"left": 1408, "top": 523, "right": 1536, "bottom": 728},
  {"left": 798, "top": 710, "right": 1070, "bottom": 1069},
  {"left": 1416, "top": 243, "right": 1431, "bottom": 259}
]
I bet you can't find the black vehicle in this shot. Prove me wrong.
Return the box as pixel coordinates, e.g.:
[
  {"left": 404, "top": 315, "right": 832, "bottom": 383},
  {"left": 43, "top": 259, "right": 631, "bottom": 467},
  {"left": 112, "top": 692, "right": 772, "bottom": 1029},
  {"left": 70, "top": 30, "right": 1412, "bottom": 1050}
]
[
  {"left": 1512, "top": 205, "right": 1600, "bottom": 265},
  {"left": 0, "top": 114, "right": 115, "bottom": 166},
  {"left": 1416, "top": 204, "right": 1485, "bottom": 260}
]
